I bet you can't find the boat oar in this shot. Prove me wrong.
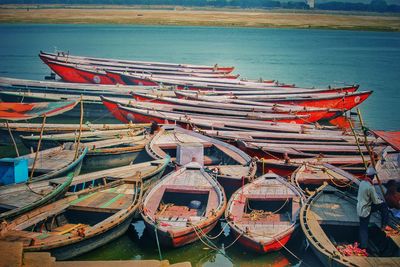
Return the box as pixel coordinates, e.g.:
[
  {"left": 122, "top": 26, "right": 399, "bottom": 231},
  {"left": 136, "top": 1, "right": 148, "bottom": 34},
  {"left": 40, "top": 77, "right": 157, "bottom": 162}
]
[
  {"left": 29, "top": 114, "right": 46, "bottom": 181},
  {"left": 74, "top": 95, "right": 84, "bottom": 160},
  {"left": 5, "top": 120, "right": 19, "bottom": 157}
]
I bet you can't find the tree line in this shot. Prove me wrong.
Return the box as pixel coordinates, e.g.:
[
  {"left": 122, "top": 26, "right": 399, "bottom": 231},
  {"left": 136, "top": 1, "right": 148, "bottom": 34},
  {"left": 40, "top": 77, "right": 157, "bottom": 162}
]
[{"left": 2, "top": 0, "right": 400, "bottom": 13}]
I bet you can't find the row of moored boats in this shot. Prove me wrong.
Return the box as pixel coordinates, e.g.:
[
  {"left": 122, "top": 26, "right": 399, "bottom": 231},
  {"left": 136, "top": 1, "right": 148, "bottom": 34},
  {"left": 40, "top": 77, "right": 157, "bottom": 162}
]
[{"left": 0, "top": 51, "right": 399, "bottom": 266}]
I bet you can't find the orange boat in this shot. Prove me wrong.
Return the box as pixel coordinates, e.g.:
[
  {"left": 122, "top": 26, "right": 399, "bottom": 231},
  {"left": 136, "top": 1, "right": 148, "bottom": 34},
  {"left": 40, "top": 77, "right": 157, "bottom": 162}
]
[{"left": 0, "top": 100, "right": 78, "bottom": 121}]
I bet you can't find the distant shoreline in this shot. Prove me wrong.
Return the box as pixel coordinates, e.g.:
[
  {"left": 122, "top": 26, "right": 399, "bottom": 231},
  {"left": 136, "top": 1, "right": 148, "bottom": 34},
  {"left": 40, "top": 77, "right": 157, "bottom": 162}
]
[{"left": 1, "top": 5, "right": 399, "bottom": 31}]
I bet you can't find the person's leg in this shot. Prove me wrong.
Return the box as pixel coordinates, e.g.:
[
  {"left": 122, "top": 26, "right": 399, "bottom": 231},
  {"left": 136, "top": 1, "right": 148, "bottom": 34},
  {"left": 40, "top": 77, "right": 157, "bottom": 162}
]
[
  {"left": 359, "top": 215, "right": 370, "bottom": 249},
  {"left": 371, "top": 203, "right": 390, "bottom": 229}
]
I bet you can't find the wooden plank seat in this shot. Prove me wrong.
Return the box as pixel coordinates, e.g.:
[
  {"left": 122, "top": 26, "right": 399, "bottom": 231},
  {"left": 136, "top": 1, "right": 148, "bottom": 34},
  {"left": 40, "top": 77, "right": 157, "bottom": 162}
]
[
  {"left": 70, "top": 191, "right": 132, "bottom": 211},
  {"left": 29, "top": 150, "right": 75, "bottom": 173},
  {"left": 53, "top": 223, "right": 86, "bottom": 235}
]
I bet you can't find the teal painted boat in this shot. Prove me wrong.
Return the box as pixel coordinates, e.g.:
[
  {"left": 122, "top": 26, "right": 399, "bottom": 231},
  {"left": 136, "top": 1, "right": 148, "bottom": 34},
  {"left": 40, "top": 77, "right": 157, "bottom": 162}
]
[
  {"left": 17, "top": 144, "right": 88, "bottom": 181},
  {"left": 82, "top": 135, "right": 148, "bottom": 172},
  {"left": 20, "top": 128, "right": 145, "bottom": 150},
  {"left": 0, "top": 157, "right": 170, "bottom": 260},
  {"left": 0, "top": 173, "right": 74, "bottom": 221}
]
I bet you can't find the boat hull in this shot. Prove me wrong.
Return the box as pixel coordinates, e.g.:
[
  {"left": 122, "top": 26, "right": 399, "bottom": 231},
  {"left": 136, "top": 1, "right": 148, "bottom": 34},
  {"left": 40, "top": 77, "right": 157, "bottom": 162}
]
[
  {"left": 33, "top": 147, "right": 87, "bottom": 182},
  {"left": 230, "top": 226, "right": 294, "bottom": 253},
  {"left": 27, "top": 209, "right": 135, "bottom": 260},
  {"left": 74, "top": 68, "right": 115, "bottom": 85},
  {"left": 45, "top": 61, "right": 89, "bottom": 83},
  {"left": 82, "top": 148, "right": 141, "bottom": 172},
  {"left": 144, "top": 218, "right": 219, "bottom": 248}
]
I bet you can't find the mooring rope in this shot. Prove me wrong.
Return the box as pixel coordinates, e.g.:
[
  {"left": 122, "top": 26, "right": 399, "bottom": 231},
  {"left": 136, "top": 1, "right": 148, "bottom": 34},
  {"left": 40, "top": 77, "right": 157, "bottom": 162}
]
[{"left": 154, "top": 225, "right": 163, "bottom": 261}]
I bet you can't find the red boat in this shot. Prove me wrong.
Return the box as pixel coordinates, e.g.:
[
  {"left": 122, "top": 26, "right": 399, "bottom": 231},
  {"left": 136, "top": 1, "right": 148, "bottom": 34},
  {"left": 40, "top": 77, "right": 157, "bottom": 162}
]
[
  {"left": 74, "top": 66, "right": 115, "bottom": 85},
  {"left": 39, "top": 51, "right": 235, "bottom": 74},
  {"left": 176, "top": 90, "right": 372, "bottom": 110},
  {"left": 120, "top": 73, "right": 359, "bottom": 93},
  {"left": 105, "top": 70, "right": 239, "bottom": 86},
  {"left": 130, "top": 92, "right": 341, "bottom": 122},
  {"left": 44, "top": 60, "right": 89, "bottom": 83},
  {"left": 0, "top": 100, "right": 78, "bottom": 120},
  {"left": 257, "top": 157, "right": 368, "bottom": 178},
  {"left": 102, "top": 96, "right": 319, "bottom": 124},
  {"left": 237, "top": 140, "right": 373, "bottom": 160},
  {"left": 103, "top": 98, "right": 345, "bottom": 135},
  {"left": 225, "top": 172, "right": 304, "bottom": 253},
  {"left": 141, "top": 162, "right": 226, "bottom": 247}
]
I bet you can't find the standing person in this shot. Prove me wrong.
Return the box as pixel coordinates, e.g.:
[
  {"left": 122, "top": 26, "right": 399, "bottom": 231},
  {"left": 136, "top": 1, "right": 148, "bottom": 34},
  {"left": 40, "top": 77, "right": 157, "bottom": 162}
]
[{"left": 357, "top": 167, "right": 389, "bottom": 250}]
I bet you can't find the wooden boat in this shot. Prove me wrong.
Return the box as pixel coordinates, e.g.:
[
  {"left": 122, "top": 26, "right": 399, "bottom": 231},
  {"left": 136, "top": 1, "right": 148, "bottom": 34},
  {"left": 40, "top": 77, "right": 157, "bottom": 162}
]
[
  {"left": 20, "top": 128, "right": 145, "bottom": 150},
  {"left": 0, "top": 173, "right": 74, "bottom": 221},
  {"left": 257, "top": 157, "right": 369, "bottom": 178},
  {"left": 108, "top": 103, "right": 342, "bottom": 135},
  {"left": 0, "top": 101, "right": 78, "bottom": 121},
  {"left": 0, "top": 179, "right": 141, "bottom": 260},
  {"left": 200, "top": 129, "right": 372, "bottom": 145},
  {"left": 0, "top": 91, "right": 128, "bottom": 121},
  {"left": 16, "top": 144, "right": 88, "bottom": 181},
  {"left": 176, "top": 90, "right": 372, "bottom": 110},
  {"left": 0, "top": 157, "right": 169, "bottom": 223},
  {"left": 42, "top": 62, "right": 237, "bottom": 85},
  {"left": 0, "top": 77, "right": 159, "bottom": 96},
  {"left": 0, "top": 121, "right": 148, "bottom": 145},
  {"left": 145, "top": 125, "right": 256, "bottom": 190},
  {"left": 122, "top": 73, "right": 358, "bottom": 93},
  {"left": 101, "top": 96, "right": 314, "bottom": 124},
  {"left": 300, "top": 184, "right": 400, "bottom": 267},
  {"left": 110, "top": 72, "right": 276, "bottom": 87},
  {"left": 237, "top": 140, "right": 375, "bottom": 159},
  {"left": 82, "top": 135, "right": 148, "bottom": 172},
  {"left": 39, "top": 51, "right": 235, "bottom": 73},
  {"left": 291, "top": 163, "right": 359, "bottom": 190},
  {"left": 60, "top": 156, "right": 170, "bottom": 196},
  {"left": 130, "top": 92, "right": 341, "bottom": 121},
  {"left": 225, "top": 172, "right": 305, "bottom": 253},
  {"left": 39, "top": 54, "right": 235, "bottom": 84},
  {"left": 141, "top": 162, "right": 226, "bottom": 247}
]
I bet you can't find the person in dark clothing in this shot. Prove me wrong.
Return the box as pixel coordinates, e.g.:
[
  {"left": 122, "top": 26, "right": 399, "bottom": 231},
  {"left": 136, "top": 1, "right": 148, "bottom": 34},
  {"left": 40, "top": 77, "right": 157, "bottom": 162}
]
[{"left": 150, "top": 121, "right": 159, "bottom": 135}]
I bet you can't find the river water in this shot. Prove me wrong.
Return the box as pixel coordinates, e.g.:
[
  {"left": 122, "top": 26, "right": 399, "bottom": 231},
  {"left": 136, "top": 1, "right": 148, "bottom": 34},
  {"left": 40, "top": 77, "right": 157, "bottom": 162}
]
[{"left": 0, "top": 24, "right": 399, "bottom": 266}]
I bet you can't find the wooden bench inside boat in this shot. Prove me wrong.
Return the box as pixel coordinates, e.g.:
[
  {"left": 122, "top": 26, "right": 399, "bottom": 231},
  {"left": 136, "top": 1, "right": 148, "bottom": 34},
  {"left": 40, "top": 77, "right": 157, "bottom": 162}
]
[{"left": 70, "top": 190, "right": 133, "bottom": 213}]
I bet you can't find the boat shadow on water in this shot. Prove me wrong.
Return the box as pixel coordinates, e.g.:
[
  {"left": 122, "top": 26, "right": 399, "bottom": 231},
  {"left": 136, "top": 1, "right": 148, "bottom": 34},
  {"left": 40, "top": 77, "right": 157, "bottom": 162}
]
[{"left": 72, "top": 218, "right": 316, "bottom": 266}]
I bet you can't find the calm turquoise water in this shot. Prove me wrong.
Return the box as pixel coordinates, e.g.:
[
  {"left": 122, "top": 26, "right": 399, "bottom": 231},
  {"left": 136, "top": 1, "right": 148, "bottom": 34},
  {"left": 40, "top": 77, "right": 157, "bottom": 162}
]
[{"left": 0, "top": 24, "right": 400, "bottom": 266}]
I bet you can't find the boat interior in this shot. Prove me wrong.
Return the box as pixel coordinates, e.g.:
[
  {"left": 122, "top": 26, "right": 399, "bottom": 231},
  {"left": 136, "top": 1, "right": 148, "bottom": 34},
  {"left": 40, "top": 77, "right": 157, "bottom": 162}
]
[
  {"left": 156, "top": 190, "right": 209, "bottom": 218},
  {"left": 157, "top": 142, "right": 240, "bottom": 166},
  {"left": 321, "top": 224, "right": 399, "bottom": 257},
  {"left": 310, "top": 187, "right": 400, "bottom": 258},
  {"left": 20, "top": 146, "right": 75, "bottom": 176},
  {"left": 242, "top": 198, "right": 293, "bottom": 223}
]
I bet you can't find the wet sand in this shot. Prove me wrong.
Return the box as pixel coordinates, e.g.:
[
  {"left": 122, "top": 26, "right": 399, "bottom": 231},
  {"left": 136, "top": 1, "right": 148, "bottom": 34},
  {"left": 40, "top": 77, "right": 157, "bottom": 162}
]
[{"left": 0, "top": 6, "right": 399, "bottom": 31}]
